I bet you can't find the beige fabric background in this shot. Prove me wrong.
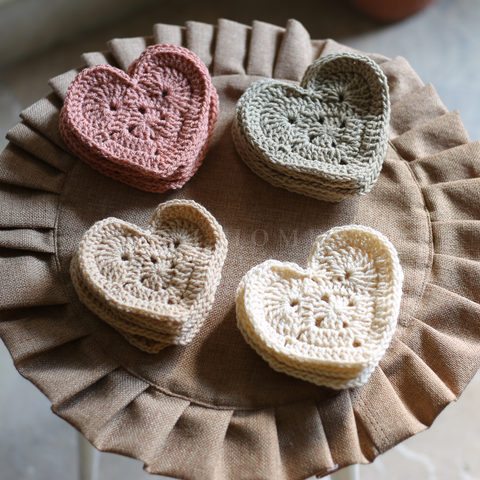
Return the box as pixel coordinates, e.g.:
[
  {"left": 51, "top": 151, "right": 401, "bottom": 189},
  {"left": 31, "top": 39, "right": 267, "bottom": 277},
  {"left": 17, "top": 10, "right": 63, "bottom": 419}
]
[{"left": 1, "top": 18, "right": 480, "bottom": 480}]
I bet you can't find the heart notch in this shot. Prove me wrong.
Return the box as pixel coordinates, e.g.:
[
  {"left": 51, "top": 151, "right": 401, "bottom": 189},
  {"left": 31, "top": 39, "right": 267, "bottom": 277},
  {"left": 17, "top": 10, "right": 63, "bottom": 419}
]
[
  {"left": 233, "top": 53, "right": 390, "bottom": 202},
  {"left": 236, "top": 225, "right": 403, "bottom": 389}
]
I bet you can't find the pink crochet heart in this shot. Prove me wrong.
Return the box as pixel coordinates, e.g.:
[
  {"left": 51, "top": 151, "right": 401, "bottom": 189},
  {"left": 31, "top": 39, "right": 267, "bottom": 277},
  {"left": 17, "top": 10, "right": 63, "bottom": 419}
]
[{"left": 60, "top": 44, "right": 219, "bottom": 192}]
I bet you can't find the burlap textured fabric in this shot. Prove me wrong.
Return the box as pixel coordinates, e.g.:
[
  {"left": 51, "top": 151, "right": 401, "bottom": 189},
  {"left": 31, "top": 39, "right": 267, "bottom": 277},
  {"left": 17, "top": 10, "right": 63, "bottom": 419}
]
[{"left": 2, "top": 18, "right": 480, "bottom": 480}]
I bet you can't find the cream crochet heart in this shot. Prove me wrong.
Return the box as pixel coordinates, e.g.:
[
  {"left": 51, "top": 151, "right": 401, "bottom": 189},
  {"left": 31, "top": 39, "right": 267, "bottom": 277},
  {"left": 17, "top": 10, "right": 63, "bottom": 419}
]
[
  {"left": 236, "top": 225, "right": 403, "bottom": 389},
  {"left": 232, "top": 53, "right": 390, "bottom": 202},
  {"left": 70, "top": 199, "right": 228, "bottom": 353}
]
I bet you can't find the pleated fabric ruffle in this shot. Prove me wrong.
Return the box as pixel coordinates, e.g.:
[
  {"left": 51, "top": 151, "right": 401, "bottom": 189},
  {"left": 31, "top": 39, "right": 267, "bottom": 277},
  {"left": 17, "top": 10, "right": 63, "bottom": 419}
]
[{"left": 1, "top": 18, "right": 480, "bottom": 480}]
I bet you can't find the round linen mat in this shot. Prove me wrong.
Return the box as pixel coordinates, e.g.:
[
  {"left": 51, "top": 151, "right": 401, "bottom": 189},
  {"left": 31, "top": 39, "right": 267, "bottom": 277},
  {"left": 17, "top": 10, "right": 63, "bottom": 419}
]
[{"left": 2, "top": 18, "right": 480, "bottom": 480}]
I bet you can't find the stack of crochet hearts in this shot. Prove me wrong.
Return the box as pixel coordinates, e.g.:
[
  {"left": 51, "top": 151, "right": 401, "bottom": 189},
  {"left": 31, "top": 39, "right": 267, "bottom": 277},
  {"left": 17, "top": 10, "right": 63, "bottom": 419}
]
[
  {"left": 232, "top": 53, "right": 390, "bottom": 202},
  {"left": 60, "top": 44, "right": 219, "bottom": 193},
  {"left": 236, "top": 225, "right": 403, "bottom": 389},
  {"left": 70, "top": 200, "right": 228, "bottom": 354}
]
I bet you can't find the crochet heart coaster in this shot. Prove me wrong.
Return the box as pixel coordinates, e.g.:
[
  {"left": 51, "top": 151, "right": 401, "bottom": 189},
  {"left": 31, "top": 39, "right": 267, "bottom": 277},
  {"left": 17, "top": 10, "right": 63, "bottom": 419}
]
[
  {"left": 236, "top": 225, "right": 403, "bottom": 389},
  {"left": 232, "top": 53, "right": 390, "bottom": 202},
  {"left": 60, "top": 44, "right": 219, "bottom": 193},
  {"left": 70, "top": 200, "right": 228, "bottom": 354}
]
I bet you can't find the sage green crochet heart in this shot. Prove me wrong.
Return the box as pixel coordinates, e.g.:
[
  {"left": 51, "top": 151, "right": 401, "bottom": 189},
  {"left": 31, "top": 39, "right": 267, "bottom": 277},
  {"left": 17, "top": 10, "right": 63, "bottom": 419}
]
[{"left": 233, "top": 53, "right": 390, "bottom": 202}]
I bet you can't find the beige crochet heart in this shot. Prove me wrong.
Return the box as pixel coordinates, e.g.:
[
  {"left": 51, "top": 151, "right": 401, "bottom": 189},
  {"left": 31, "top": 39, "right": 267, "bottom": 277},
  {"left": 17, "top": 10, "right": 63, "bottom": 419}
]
[
  {"left": 70, "top": 199, "right": 228, "bottom": 353},
  {"left": 236, "top": 225, "right": 403, "bottom": 389}
]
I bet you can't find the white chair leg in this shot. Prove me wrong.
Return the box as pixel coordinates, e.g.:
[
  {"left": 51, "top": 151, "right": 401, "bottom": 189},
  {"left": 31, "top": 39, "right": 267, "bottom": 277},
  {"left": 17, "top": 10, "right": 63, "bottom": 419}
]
[
  {"left": 78, "top": 431, "right": 101, "bottom": 480},
  {"left": 330, "top": 464, "right": 360, "bottom": 480}
]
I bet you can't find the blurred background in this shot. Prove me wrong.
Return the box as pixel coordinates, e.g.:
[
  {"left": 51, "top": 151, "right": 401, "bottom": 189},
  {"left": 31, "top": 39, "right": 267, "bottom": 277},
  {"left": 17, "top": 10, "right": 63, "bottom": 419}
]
[{"left": 1, "top": 0, "right": 480, "bottom": 479}]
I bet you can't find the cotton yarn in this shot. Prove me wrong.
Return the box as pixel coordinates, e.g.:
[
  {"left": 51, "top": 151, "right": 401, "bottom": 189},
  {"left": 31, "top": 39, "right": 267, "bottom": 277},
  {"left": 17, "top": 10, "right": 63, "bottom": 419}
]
[
  {"left": 60, "top": 44, "right": 219, "bottom": 193},
  {"left": 232, "top": 53, "right": 390, "bottom": 202},
  {"left": 70, "top": 200, "right": 228, "bottom": 353},
  {"left": 236, "top": 225, "right": 403, "bottom": 389}
]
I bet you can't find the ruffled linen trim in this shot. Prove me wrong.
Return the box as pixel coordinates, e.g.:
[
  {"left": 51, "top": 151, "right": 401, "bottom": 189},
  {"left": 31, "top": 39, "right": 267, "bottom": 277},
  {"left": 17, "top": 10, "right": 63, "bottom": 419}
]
[{"left": 1, "top": 18, "right": 480, "bottom": 480}]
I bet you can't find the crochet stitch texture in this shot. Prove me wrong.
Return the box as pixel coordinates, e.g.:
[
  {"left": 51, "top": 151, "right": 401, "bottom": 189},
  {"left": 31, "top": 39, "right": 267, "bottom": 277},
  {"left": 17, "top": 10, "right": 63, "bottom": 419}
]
[
  {"left": 232, "top": 53, "right": 390, "bottom": 202},
  {"left": 70, "top": 200, "right": 228, "bottom": 353},
  {"left": 60, "top": 44, "right": 219, "bottom": 193},
  {"left": 236, "top": 225, "right": 403, "bottom": 389}
]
